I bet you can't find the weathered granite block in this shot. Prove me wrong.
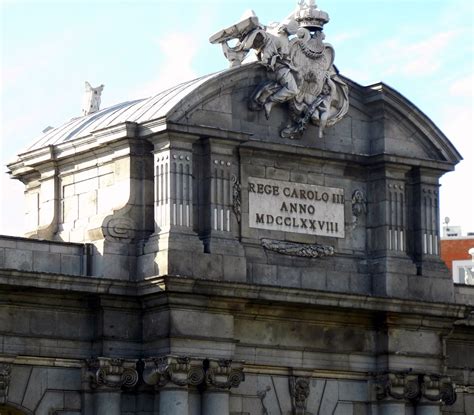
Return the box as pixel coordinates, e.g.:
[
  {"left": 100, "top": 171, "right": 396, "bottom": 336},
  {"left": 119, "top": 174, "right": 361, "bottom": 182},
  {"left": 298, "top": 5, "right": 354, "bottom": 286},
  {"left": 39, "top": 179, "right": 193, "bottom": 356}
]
[
  {"left": 4, "top": 248, "right": 33, "bottom": 271},
  {"left": 33, "top": 251, "right": 61, "bottom": 274}
]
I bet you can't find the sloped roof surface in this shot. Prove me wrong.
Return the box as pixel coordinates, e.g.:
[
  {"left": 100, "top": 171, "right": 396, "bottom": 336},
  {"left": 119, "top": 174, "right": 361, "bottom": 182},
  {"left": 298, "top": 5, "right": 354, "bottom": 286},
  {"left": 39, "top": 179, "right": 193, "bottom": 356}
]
[{"left": 26, "top": 72, "right": 221, "bottom": 151}]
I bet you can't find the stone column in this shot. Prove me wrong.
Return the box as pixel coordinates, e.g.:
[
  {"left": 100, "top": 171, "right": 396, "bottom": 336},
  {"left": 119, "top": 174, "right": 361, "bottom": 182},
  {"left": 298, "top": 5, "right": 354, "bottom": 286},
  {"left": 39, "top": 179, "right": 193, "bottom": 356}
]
[
  {"left": 139, "top": 133, "right": 204, "bottom": 278},
  {"left": 84, "top": 357, "right": 138, "bottom": 415},
  {"left": 196, "top": 138, "right": 246, "bottom": 281},
  {"left": 367, "top": 164, "right": 417, "bottom": 298},
  {"left": 375, "top": 373, "right": 420, "bottom": 415},
  {"left": 143, "top": 356, "right": 205, "bottom": 415},
  {"left": 202, "top": 360, "right": 245, "bottom": 415}
]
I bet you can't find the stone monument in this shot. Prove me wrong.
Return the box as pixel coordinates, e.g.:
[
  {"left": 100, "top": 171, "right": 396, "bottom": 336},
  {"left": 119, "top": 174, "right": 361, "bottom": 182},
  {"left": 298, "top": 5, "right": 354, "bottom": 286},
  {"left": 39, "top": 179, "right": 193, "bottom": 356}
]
[{"left": 1, "top": 1, "right": 473, "bottom": 414}]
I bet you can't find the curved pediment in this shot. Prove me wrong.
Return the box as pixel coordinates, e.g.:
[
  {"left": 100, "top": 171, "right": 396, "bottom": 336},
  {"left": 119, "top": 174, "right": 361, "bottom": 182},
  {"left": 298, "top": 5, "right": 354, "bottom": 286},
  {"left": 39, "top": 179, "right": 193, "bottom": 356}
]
[{"left": 159, "top": 63, "right": 461, "bottom": 166}]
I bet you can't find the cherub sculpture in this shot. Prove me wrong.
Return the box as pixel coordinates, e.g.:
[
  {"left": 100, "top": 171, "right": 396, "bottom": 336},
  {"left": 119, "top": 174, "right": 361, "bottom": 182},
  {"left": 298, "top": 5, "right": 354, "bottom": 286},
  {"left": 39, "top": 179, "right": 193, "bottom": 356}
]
[{"left": 210, "top": 1, "right": 349, "bottom": 140}]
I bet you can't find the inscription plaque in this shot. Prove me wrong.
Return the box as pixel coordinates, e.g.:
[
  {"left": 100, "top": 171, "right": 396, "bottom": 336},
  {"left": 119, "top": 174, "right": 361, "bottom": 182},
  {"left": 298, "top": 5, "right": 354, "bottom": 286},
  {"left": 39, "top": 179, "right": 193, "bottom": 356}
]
[{"left": 248, "top": 177, "right": 345, "bottom": 238}]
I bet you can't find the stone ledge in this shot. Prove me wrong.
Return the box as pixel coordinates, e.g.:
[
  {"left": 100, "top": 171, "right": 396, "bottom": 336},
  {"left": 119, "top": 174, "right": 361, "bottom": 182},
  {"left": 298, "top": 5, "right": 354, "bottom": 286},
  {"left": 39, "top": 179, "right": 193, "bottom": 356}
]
[{"left": 0, "top": 268, "right": 471, "bottom": 318}]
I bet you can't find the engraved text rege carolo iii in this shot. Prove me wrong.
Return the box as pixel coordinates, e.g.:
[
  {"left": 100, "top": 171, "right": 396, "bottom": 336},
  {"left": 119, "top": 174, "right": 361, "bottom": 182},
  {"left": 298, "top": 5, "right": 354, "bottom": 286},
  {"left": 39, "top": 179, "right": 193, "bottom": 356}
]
[{"left": 248, "top": 177, "right": 345, "bottom": 238}]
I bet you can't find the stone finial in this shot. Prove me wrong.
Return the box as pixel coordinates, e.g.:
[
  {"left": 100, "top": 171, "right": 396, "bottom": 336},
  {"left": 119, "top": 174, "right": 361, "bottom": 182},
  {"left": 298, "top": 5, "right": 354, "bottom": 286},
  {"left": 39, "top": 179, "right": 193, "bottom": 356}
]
[
  {"left": 85, "top": 357, "right": 138, "bottom": 391},
  {"left": 143, "top": 356, "right": 205, "bottom": 389},
  {"left": 205, "top": 359, "right": 245, "bottom": 390},
  {"left": 82, "top": 81, "right": 104, "bottom": 116},
  {"left": 289, "top": 376, "right": 310, "bottom": 415},
  {"left": 0, "top": 364, "right": 11, "bottom": 404}
]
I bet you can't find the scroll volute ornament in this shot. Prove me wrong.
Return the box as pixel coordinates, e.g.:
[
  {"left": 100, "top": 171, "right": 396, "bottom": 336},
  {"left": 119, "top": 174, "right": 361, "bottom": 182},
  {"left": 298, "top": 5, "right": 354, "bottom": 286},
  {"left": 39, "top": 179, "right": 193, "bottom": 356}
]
[
  {"left": 422, "top": 375, "right": 457, "bottom": 406},
  {"left": 143, "top": 356, "right": 205, "bottom": 388},
  {"left": 205, "top": 359, "right": 245, "bottom": 390},
  {"left": 375, "top": 373, "right": 456, "bottom": 406},
  {"left": 375, "top": 373, "right": 420, "bottom": 401},
  {"left": 86, "top": 357, "right": 138, "bottom": 390}
]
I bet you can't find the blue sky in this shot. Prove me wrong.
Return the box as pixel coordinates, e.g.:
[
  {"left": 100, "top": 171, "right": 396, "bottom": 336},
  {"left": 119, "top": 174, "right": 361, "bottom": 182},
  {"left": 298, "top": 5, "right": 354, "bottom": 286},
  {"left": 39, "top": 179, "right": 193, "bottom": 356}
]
[{"left": 1, "top": 0, "right": 473, "bottom": 235}]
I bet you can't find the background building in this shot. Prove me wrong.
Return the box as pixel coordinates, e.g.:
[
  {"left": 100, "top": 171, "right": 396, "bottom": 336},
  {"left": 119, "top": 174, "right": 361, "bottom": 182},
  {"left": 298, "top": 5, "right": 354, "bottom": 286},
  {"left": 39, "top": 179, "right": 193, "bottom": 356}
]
[{"left": 441, "top": 225, "right": 474, "bottom": 284}]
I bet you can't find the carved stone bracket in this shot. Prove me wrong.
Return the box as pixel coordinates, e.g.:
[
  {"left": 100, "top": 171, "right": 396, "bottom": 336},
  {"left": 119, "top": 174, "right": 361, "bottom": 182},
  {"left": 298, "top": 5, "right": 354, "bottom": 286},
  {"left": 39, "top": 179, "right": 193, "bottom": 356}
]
[
  {"left": 205, "top": 359, "right": 245, "bottom": 391},
  {"left": 85, "top": 357, "right": 138, "bottom": 391},
  {"left": 0, "top": 364, "right": 11, "bottom": 404},
  {"left": 261, "top": 238, "right": 334, "bottom": 258},
  {"left": 143, "top": 356, "right": 205, "bottom": 389},
  {"left": 289, "top": 376, "right": 310, "bottom": 415},
  {"left": 375, "top": 372, "right": 456, "bottom": 406}
]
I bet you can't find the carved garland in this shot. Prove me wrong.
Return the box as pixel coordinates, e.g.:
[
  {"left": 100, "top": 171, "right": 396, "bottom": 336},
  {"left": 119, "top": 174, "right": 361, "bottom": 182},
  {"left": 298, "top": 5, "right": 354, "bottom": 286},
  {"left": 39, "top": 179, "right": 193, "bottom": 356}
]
[
  {"left": 232, "top": 175, "right": 242, "bottom": 224},
  {"left": 289, "top": 377, "right": 310, "bottom": 415},
  {"left": 261, "top": 238, "right": 334, "bottom": 258}
]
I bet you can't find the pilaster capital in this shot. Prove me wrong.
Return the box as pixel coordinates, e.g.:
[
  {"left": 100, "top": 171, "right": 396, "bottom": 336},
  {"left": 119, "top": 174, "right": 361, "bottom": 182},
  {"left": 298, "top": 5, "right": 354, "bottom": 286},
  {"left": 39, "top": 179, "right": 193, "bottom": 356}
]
[
  {"left": 420, "top": 375, "right": 456, "bottom": 406},
  {"left": 84, "top": 357, "right": 138, "bottom": 391},
  {"left": 143, "top": 355, "right": 205, "bottom": 389},
  {"left": 205, "top": 359, "right": 245, "bottom": 391},
  {"left": 0, "top": 363, "right": 11, "bottom": 404},
  {"left": 375, "top": 372, "right": 419, "bottom": 402},
  {"left": 374, "top": 372, "right": 456, "bottom": 406}
]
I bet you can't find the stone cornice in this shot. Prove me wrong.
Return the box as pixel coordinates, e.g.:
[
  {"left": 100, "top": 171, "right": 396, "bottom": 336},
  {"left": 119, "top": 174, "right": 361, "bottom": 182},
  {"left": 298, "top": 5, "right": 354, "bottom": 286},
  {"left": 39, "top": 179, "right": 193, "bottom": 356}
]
[
  {"left": 0, "top": 268, "right": 471, "bottom": 319},
  {"left": 7, "top": 122, "right": 140, "bottom": 179},
  {"left": 239, "top": 141, "right": 456, "bottom": 172}
]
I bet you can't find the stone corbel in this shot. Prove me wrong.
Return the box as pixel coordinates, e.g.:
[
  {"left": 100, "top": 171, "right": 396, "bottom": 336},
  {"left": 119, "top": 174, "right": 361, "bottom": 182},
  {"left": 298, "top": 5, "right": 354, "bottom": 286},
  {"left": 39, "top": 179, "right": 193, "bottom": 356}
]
[
  {"left": 0, "top": 364, "right": 11, "bottom": 404},
  {"left": 289, "top": 376, "right": 310, "bottom": 415},
  {"left": 205, "top": 359, "right": 245, "bottom": 390},
  {"left": 143, "top": 356, "right": 205, "bottom": 389},
  {"left": 85, "top": 357, "right": 138, "bottom": 391}
]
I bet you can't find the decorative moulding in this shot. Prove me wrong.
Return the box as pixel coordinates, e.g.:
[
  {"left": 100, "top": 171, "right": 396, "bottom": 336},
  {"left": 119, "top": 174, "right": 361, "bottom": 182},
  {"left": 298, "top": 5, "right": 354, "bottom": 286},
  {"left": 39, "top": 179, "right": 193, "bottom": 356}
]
[{"left": 261, "top": 238, "right": 334, "bottom": 258}]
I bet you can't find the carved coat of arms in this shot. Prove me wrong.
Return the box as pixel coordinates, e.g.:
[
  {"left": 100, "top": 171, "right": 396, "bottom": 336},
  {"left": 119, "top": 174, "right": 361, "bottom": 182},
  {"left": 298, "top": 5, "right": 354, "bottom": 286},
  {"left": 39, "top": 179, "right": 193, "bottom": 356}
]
[{"left": 210, "top": 0, "right": 349, "bottom": 140}]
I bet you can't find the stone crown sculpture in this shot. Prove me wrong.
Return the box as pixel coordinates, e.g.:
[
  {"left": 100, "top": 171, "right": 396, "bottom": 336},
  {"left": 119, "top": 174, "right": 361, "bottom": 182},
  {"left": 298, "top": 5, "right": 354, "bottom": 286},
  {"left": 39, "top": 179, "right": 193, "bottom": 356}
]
[{"left": 210, "top": 0, "right": 349, "bottom": 140}]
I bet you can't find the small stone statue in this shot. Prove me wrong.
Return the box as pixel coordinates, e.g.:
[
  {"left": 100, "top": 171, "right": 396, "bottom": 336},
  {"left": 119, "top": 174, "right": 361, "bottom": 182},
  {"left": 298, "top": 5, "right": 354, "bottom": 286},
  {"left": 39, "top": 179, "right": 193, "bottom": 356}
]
[{"left": 82, "top": 81, "right": 104, "bottom": 116}]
